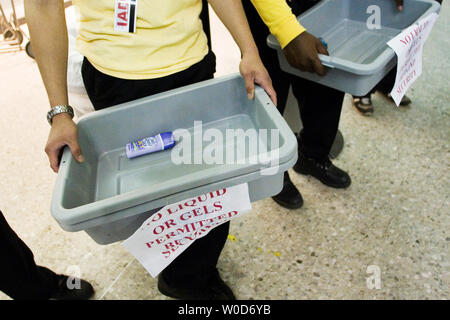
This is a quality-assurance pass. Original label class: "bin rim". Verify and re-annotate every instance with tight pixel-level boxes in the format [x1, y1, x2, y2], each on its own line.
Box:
[50, 74, 298, 226]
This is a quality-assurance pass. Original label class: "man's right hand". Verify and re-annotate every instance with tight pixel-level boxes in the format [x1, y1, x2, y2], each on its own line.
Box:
[282, 31, 329, 76]
[45, 113, 84, 173]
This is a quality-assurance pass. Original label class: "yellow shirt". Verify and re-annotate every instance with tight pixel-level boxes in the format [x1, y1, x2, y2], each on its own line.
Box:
[74, 0, 305, 80]
[74, 0, 208, 80]
[250, 0, 306, 49]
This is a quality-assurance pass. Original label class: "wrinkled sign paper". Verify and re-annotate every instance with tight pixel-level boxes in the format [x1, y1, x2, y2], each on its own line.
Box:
[122, 183, 252, 277]
[387, 13, 438, 106]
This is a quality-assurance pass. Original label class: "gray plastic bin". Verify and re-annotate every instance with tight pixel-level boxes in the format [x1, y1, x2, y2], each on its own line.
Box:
[267, 0, 440, 96]
[51, 74, 298, 244]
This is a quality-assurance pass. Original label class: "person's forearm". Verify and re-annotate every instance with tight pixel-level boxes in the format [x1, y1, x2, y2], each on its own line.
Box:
[25, 0, 68, 107]
[207, 0, 259, 57]
[250, 0, 305, 49]
[208, 0, 277, 105]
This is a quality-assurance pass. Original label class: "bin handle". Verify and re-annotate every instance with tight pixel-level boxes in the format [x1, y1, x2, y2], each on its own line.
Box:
[318, 54, 335, 69]
[321, 62, 335, 69]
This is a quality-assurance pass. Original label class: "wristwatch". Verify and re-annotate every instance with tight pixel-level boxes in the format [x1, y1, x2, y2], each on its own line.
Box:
[47, 105, 74, 125]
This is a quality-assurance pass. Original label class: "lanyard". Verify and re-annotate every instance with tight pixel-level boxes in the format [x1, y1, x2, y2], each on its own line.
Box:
[114, 0, 138, 33]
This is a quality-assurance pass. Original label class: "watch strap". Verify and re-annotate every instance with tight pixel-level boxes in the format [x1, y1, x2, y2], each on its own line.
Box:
[47, 105, 74, 125]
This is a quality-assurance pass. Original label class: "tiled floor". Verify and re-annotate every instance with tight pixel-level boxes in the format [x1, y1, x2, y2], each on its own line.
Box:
[0, 4, 448, 300]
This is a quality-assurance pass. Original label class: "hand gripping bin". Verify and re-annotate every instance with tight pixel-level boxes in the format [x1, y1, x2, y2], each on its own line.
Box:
[267, 0, 441, 96]
[50, 74, 298, 245]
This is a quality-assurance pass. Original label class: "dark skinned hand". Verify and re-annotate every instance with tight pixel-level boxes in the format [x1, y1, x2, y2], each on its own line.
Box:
[283, 0, 404, 76]
[282, 31, 329, 76]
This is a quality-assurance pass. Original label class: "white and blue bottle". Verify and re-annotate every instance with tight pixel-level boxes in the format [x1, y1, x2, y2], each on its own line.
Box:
[126, 132, 176, 159]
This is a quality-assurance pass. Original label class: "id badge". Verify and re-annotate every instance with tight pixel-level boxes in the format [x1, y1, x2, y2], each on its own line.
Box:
[114, 0, 137, 33]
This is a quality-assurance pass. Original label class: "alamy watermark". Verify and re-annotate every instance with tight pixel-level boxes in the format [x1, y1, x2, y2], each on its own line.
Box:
[366, 265, 382, 289]
[170, 121, 281, 176]
[65, 265, 81, 290]
[367, 5, 382, 30]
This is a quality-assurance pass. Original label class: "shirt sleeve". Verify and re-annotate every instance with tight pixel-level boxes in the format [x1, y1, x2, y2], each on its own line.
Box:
[250, 0, 306, 49]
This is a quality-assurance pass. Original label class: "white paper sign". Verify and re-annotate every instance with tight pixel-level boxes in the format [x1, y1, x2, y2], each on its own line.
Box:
[122, 183, 252, 277]
[387, 13, 438, 106]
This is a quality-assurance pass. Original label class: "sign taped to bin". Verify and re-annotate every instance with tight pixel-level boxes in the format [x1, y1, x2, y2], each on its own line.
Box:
[387, 12, 438, 106]
[122, 183, 252, 277]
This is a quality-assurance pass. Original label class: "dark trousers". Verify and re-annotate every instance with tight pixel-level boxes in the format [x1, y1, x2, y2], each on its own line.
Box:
[375, 68, 397, 94]
[0, 210, 58, 300]
[81, 52, 229, 288]
[243, 0, 345, 160]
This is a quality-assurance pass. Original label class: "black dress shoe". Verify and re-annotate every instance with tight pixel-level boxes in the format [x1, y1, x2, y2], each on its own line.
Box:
[272, 172, 303, 209]
[158, 269, 236, 300]
[50, 275, 94, 300]
[294, 153, 351, 189]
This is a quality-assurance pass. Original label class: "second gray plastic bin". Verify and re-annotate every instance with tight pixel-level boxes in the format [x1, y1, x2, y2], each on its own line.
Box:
[51, 74, 298, 244]
[267, 0, 440, 96]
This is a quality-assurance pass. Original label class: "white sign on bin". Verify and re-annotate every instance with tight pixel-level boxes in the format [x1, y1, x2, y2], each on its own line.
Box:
[122, 183, 252, 277]
[387, 13, 438, 106]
